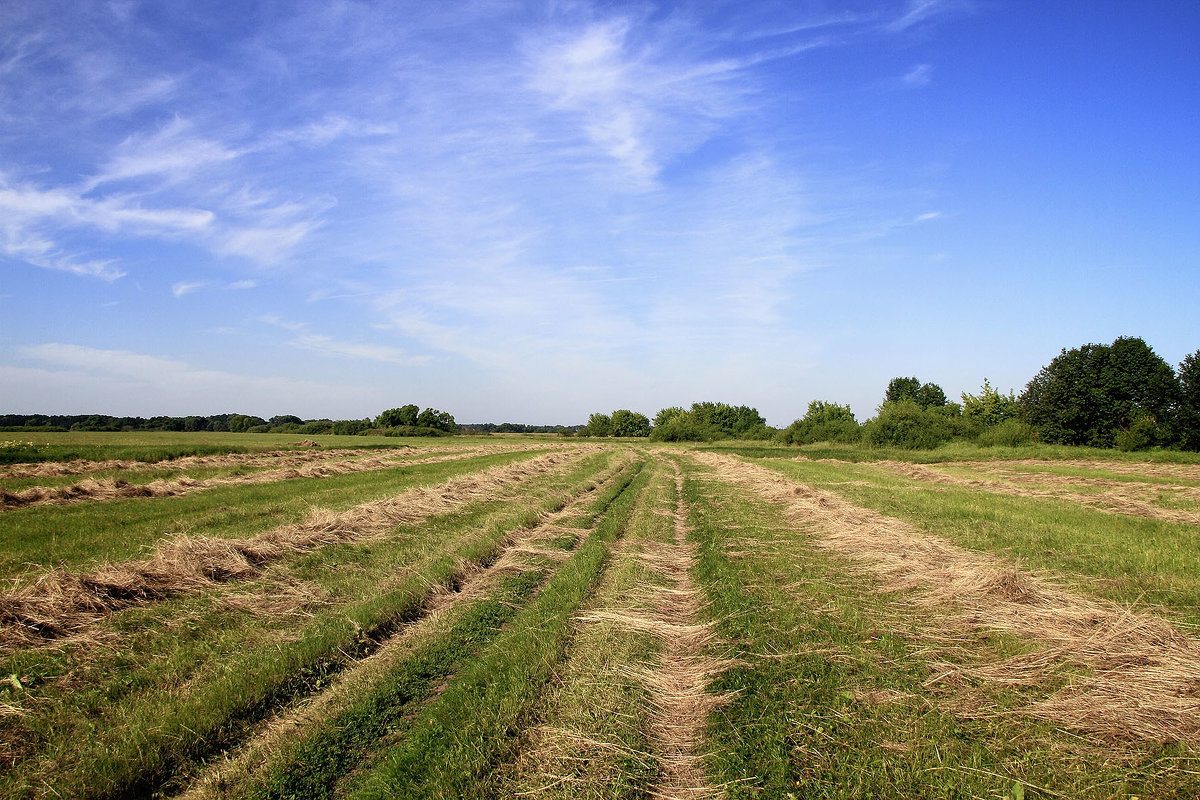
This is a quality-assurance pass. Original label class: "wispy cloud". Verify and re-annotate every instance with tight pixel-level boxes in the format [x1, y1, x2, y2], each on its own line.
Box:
[171, 281, 204, 298]
[903, 63, 933, 87]
[10, 343, 378, 417]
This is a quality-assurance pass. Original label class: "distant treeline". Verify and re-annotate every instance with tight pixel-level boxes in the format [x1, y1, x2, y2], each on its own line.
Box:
[0, 405, 460, 438]
[460, 422, 584, 435]
[581, 337, 1200, 452]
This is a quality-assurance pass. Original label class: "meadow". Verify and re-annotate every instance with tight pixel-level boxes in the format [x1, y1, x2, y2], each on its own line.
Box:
[2, 432, 1199, 799]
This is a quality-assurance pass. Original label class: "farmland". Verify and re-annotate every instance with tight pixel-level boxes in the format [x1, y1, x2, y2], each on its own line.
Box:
[2, 434, 1200, 799]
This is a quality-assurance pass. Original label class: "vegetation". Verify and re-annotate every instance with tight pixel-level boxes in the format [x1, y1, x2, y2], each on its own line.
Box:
[2, 435, 1200, 798]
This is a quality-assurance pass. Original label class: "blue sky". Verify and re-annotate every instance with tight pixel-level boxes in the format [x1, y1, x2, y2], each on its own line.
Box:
[2, 1, 1197, 425]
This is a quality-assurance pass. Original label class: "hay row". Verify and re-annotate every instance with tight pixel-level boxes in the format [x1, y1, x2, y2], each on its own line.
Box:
[583, 460, 733, 799]
[692, 451, 1200, 748]
[868, 460, 1200, 526]
[0, 449, 588, 648]
[0, 446, 402, 480]
[0, 445, 559, 512]
[175, 456, 634, 800]
[0, 440, 575, 480]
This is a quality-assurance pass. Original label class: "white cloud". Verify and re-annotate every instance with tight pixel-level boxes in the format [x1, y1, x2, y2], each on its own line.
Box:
[172, 281, 205, 297]
[903, 63, 933, 87]
[89, 116, 242, 189]
[9, 344, 378, 417]
[228, 279, 257, 290]
[289, 333, 429, 365]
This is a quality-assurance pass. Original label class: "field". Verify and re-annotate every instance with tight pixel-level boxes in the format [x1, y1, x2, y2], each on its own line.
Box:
[2, 433, 1200, 799]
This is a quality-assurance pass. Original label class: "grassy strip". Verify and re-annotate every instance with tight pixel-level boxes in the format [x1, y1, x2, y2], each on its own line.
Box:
[701, 440, 1200, 465]
[757, 457, 1200, 626]
[246, 569, 550, 800]
[682, 458, 1200, 799]
[487, 458, 679, 798]
[1, 453, 625, 799]
[0, 448, 553, 577]
[341, 458, 650, 799]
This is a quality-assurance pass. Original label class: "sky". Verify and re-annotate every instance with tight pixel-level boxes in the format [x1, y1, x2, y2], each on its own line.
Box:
[1, 0, 1197, 426]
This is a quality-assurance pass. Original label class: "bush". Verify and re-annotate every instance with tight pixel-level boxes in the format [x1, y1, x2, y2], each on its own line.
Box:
[648, 417, 720, 442]
[861, 401, 954, 450]
[778, 401, 860, 445]
[1115, 416, 1162, 452]
[976, 419, 1036, 447]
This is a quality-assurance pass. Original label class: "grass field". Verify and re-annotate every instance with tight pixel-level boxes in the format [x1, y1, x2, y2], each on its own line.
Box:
[2, 432, 1199, 798]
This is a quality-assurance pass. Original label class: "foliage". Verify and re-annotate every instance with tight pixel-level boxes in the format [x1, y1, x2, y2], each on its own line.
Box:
[1020, 336, 1181, 448]
[608, 409, 651, 437]
[375, 405, 419, 428]
[884, 377, 948, 410]
[648, 402, 769, 441]
[962, 379, 1019, 428]
[648, 416, 719, 442]
[975, 419, 1036, 447]
[1178, 350, 1200, 452]
[581, 413, 612, 437]
[778, 401, 860, 445]
[861, 401, 954, 449]
[653, 407, 686, 428]
[416, 408, 456, 432]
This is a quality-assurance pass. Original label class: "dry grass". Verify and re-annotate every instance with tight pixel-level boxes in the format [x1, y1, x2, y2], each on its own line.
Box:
[0, 444, 576, 511]
[175, 457, 627, 800]
[692, 451, 1200, 749]
[868, 460, 1200, 525]
[580, 460, 734, 800]
[0, 450, 586, 647]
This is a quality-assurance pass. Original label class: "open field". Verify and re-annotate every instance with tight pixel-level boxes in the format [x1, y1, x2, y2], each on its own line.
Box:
[3, 433, 1200, 798]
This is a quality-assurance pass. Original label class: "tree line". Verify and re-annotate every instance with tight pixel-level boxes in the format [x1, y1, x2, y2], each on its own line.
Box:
[581, 337, 1200, 452]
[0, 405, 459, 437]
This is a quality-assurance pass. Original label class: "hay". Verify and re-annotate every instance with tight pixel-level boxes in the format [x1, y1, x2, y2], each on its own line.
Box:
[692, 451, 1200, 748]
[581, 461, 732, 800]
[0, 449, 589, 647]
[174, 453, 635, 800]
[868, 460, 1200, 526]
[0, 443, 594, 511]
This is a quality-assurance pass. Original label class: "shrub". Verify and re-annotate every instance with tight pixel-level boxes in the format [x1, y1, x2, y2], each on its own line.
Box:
[648, 417, 719, 442]
[976, 419, 1036, 447]
[861, 401, 953, 450]
[778, 401, 860, 445]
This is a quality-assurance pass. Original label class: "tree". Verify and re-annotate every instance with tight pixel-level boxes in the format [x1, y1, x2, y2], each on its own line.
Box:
[884, 377, 921, 406]
[229, 414, 267, 433]
[416, 408, 456, 432]
[779, 401, 859, 444]
[376, 405, 419, 428]
[1020, 336, 1180, 447]
[1177, 350, 1200, 451]
[653, 407, 686, 428]
[609, 409, 651, 437]
[582, 413, 612, 437]
[961, 379, 1018, 427]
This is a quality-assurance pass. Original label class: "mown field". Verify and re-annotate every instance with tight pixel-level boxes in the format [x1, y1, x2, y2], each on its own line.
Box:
[2, 433, 1199, 799]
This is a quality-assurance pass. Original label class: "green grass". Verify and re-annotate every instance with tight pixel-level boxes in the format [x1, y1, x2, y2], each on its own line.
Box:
[756, 457, 1200, 627]
[341, 459, 650, 799]
[682, 456, 1200, 799]
[0, 448, 557, 578]
[0, 450, 625, 799]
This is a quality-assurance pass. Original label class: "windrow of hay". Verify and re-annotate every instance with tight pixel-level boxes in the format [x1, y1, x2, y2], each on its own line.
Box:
[867, 460, 1200, 526]
[692, 451, 1200, 749]
[0, 446, 399, 480]
[0, 449, 588, 648]
[0, 444, 566, 511]
[175, 456, 631, 800]
[581, 459, 733, 800]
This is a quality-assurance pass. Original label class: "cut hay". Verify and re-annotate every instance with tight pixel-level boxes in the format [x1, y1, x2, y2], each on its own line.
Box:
[0, 444, 592, 512]
[0, 449, 588, 647]
[174, 456, 632, 800]
[581, 461, 733, 800]
[692, 451, 1200, 749]
[868, 460, 1200, 525]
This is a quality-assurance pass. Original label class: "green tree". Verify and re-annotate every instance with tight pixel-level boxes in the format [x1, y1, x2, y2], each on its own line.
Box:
[416, 408, 456, 432]
[582, 413, 612, 437]
[779, 401, 859, 444]
[1020, 336, 1181, 447]
[1177, 350, 1200, 451]
[228, 414, 267, 433]
[376, 405, 419, 428]
[653, 407, 686, 428]
[884, 377, 921, 406]
[609, 409, 651, 437]
[961, 379, 1018, 427]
